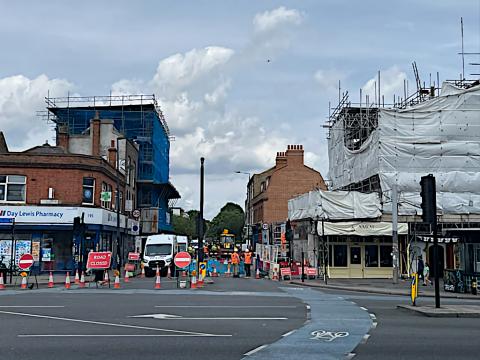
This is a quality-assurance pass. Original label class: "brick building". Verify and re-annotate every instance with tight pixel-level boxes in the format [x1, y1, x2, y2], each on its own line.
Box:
[0, 128, 139, 273]
[245, 145, 326, 253]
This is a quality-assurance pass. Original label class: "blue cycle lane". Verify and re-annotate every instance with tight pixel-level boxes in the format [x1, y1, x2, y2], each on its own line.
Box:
[245, 286, 372, 360]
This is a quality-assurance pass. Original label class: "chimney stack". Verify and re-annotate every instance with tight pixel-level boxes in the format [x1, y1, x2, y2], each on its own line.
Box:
[285, 144, 304, 166]
[56, 125, 69, 151]
[108, 139, 117, 169]
[90, 111, 101, 156]
[275, 151, 287, 168]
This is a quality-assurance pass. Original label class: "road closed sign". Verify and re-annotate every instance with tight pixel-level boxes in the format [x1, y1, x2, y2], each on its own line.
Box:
[87, 252, 112, 269]
[18, 253, 34, 270]
[174, 252, 191, 269]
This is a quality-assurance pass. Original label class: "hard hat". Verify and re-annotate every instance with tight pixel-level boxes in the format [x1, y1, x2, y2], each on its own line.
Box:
[234, 248, 238, 252]
[245, 249, 249, 252]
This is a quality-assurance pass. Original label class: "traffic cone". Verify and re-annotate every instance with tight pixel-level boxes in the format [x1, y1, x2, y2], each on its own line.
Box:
[20, 276, 27, 289]
[197, 273, 204, 287]
[65, 273, 71, 289]
[104, 270, 109, 283]
[48, 272, 55, 288]
[124, 269, 130, 283]
[0, 273, 5, 290]
[167, 266, 172, 279]
[74, 269, 80, 284]
[140, 266, 145, 278]
[114, 274, 121, 289]
[191, 274, 197, 289]
[155, 266, 161, 289]
[226, 263, 231, 277]
[212, 266, 218, 277]
[79, 272, 86, 288]
[255, 267, 260, 279]
[272, 269, 279, 281]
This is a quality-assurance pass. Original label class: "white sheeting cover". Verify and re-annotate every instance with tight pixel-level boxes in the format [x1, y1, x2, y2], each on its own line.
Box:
[288, 190, 381, 221]
[328, 82, 480, 215]
[317, 221, 408, 236]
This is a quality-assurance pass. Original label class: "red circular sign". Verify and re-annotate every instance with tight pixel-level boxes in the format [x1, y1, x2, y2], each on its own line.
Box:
[174, 252, 192, 268]
[18, 253, 34, 270]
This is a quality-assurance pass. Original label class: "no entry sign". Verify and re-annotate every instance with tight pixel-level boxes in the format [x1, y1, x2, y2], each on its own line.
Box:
[18, 253, 34, 270]
[174, 252, 191, 269]
[87, 252, 112, 269]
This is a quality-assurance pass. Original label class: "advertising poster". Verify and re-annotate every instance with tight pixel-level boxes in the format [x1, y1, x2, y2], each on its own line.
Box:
[31, 241, 40, 261]
[15, 240, 31, 265]
[41, 248, 52, 261]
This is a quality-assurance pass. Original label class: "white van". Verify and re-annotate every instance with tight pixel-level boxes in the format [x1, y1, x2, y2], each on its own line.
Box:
[142, 234, 176, 277]
[176, 235, 188, 253]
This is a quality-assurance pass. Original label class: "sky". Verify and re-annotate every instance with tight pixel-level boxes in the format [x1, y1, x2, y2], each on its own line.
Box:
[0, 0, 478, 219]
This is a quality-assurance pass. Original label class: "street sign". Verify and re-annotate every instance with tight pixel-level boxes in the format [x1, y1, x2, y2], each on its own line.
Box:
[100, 191, 112, 202]
[128, 252, 140, 261]
[132, 209, 141, 218]
[174, 252, 192, 269]
[262, 223, 268, 230]
[18, 253, 34, 270]
[86, 251, 112, 269]
[0, 217, 14, 224]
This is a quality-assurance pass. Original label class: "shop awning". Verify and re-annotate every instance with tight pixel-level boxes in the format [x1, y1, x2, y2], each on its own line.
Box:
[317, 221, 408, 236]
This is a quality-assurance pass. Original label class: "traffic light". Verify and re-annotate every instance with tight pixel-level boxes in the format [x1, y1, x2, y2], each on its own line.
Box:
[420, 175, 436, 224]
[73, 216, 82, 236]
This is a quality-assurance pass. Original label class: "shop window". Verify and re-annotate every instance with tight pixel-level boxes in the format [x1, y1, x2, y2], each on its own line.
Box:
[328, 245, 333, 266]
[365, 245, 379, 267]
[333, 245, 347, 267]
[0, 175, 26, 203]
[350, 247, 361, 265]
[380, 245, 393, 267]
[82, 177, 95, 205]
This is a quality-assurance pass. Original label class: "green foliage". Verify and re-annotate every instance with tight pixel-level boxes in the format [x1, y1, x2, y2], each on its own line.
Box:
[205, 202, 245, 239]
[171, 210, 198, 238]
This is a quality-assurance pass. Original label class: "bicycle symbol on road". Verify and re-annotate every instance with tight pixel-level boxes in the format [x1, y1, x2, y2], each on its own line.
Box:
[310, 330, 349, 342]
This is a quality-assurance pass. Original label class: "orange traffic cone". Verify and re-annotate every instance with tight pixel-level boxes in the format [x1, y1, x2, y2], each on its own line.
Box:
[65, 273, 71, 289]
[167, 266, 172, 279]
[104, 270, 109, 283]
[74, 269, 80, 284]
[198, 273, 204, 287]
[255, 267, 260, 279]
[79, 272, 86, 288]
[0, 273, 5, 290]
[48, 272, 55, 288]
[191, 274, 197, 289]
[124, 269, 130, 283]
[20, 276, 27, 289]
[140, 266, 145, 278]
[154, 266, 161, 289]
[226, 263, 231, 277]
[114, 274, 121, 289]
[212, 266, 218, 277]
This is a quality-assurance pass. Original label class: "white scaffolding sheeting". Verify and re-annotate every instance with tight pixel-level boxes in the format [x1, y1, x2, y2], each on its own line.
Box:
[329, 82, 480, 215]
[288, 190, 381, 221]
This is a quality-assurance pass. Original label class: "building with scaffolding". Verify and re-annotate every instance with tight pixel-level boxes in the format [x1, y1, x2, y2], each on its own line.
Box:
[45, 94, 180, 235]
[290, 78, 480, 284]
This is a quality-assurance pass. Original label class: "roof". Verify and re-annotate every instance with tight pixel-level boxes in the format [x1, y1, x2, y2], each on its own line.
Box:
[22, 142, 67, 154]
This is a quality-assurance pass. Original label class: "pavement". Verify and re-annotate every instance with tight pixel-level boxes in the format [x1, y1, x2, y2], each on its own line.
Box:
[289, 277, 480, 300]
[398, 304, 480, 317]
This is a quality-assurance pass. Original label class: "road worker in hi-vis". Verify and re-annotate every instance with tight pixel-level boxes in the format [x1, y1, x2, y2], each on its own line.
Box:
[231, 249, 240, 278]
[243, 249, 252, 278]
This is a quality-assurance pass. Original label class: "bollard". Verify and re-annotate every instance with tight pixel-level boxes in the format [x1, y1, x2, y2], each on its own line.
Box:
[472, 277, 478, 295]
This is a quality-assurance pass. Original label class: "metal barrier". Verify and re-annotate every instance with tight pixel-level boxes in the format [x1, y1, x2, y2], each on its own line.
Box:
[444, 269, 479, 294]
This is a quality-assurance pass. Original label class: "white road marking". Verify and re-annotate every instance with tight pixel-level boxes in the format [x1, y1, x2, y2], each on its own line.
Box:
[130, 313, 287, 320]
[369, 313, 377, 320]
[244, 344, 268, 356]
[360, 307, 368, 311]
[346, 352, 356, 359]
[0, 306, 65, 308]
[362, 334, 370, 343]
[154, 305, 297, 308]
[282, 330, 296, 337]
[371, 322, 378, 329]
[0, 310, 230, 337]
[19, 334, 225, 338]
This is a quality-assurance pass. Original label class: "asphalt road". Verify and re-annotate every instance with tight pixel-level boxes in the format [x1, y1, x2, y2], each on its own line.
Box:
[318, 288, 480, 360]
[0, 278, 306, 360]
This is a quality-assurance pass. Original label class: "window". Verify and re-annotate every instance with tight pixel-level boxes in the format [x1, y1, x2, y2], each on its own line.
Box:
[82, 177, 95, 205]
[365, 245, 379, 267]
[380, 245, 393, 267]
[0, 175, 26, 202]
[350, 247, 361, 265]
[100, 182, 112, 209]
[126, 156, 131, 185]
[333, 245, 347, 267]
[132, 161, 136, 189]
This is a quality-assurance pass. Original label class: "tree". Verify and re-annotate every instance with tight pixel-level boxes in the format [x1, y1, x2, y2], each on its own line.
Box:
[171, 210, 199, 238]
[206, 202, 245, 240]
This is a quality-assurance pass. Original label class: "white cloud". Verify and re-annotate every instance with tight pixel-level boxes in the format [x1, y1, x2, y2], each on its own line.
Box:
[362, 66, 408, 104]
[0, 74, 73, 151]
[253, 6, 304, 34]
[314, 69, 347, 94]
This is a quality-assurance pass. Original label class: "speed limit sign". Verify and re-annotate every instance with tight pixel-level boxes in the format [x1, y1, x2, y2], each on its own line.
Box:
[132, 209, 141, 218]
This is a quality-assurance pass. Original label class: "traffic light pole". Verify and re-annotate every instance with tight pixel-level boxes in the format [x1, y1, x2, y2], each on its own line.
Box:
[433, 215, 440, 308]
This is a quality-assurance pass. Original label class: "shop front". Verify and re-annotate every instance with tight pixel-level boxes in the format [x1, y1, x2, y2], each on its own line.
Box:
[319, 221, 408, 279]
[0, 206, 139, 273]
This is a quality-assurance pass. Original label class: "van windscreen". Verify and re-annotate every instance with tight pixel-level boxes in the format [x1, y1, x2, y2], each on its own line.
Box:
[145, 244, 172, 256]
